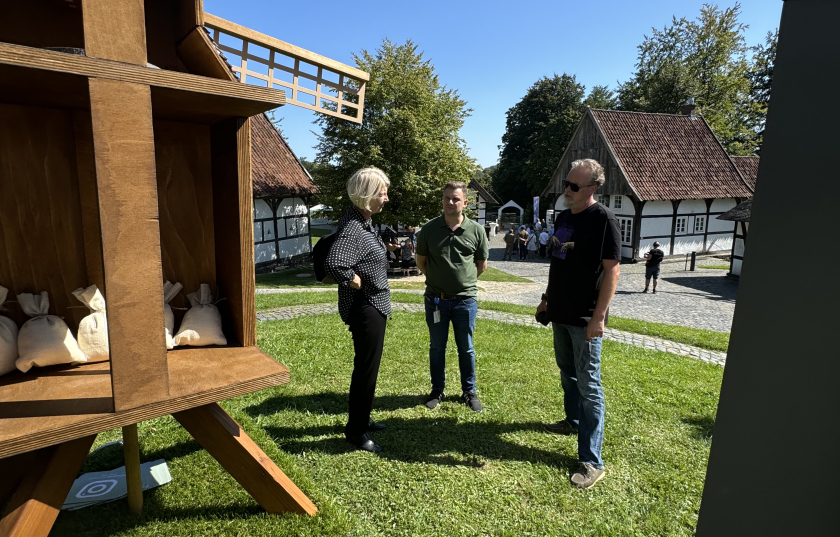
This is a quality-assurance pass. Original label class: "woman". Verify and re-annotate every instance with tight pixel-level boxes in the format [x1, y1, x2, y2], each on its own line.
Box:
[325, 168, 398, 453]
[526, 227, 538, 259]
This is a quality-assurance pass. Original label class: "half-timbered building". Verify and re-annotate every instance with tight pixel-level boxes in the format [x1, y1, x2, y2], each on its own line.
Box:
[541, 107, 754, 260]
[468, 177, 500, 226]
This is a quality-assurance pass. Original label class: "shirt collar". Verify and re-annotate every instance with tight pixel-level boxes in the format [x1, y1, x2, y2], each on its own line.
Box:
[439, 213, 469, 227]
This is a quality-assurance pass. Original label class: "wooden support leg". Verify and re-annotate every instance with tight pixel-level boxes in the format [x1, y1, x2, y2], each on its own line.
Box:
[122, 424, 143, 514]
[173, 403, 317, 516]
[0, 435, 96, 537]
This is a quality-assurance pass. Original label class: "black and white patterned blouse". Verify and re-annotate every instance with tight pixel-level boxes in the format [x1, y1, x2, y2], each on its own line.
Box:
[325, 205, 391, 324]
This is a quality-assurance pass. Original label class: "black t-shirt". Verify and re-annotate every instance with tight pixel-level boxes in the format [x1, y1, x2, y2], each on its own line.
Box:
[645, 248, 664, 267]
[547, 203, 622, 326]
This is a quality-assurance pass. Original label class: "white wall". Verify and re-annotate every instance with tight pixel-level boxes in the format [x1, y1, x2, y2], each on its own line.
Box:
[680, 199, 707, 214]
[639, 238, 669, 256]
[255, 241, 277, 264]
[642, 200, 672, 216]
[611, 195, 635, 216]
[278, 236, 311, 258]
[254, 197, 311, 264]
[277, 197, 308, 216]
[711, 198, 737, 213]
[707, 234, 733, 252]
[254, 199, 273, 219]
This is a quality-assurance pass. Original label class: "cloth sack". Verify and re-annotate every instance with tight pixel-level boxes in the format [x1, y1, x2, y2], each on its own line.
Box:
[72, 284, 109, 362]
[163, 281, 184, 350]
[0, 286, 19, 376]
[173, 284, 226, 347]
[16, 291, 87, 373]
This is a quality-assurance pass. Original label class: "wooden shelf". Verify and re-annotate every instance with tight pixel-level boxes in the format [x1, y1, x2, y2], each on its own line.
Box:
[0, 346, 289, 458]
[0, 42, 285, 121]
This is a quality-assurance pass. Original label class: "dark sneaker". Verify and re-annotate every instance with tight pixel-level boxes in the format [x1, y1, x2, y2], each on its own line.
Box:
[425, 390, 445, 409]
[543, 419, 578, 435]
[571, 463, 606, 489]
[461, 391, 483, 412]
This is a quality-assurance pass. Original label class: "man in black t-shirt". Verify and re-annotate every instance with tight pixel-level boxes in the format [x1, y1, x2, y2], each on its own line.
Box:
[535, 159, 621, 490]
[643, 241, 664, 293]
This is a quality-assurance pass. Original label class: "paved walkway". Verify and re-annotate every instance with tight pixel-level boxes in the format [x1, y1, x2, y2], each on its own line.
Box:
[257, 303, 726, 366]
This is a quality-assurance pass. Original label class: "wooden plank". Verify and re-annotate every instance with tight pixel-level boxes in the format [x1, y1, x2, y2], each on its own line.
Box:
[88, 78, 169, 412]
[0, 42, 285, 111]
[177, 0, 205, 42]
[211, 118, 256, 347]
[81, 0, 147, 65]
[122, 424, 143, 513]
[177, 27, 238, 81]
[0, 2, 85, 50]
[0, 104, 90, 332]
[204, 13, 369, 81]
[0, 435, 96, 537]
[0, 347, 289, 458]
[143, 0, 190, 74]
[0, 451, 37, 512]
[173, 403, 317, 516]
[154, 120, 216, 326]
[72, 110, 106, 294]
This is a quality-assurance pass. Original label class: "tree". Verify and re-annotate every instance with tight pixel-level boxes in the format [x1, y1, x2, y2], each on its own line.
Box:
[493, 74, 585, 210]
[745, 29, 777, 153]
[313, 39, 474, 225]
[617, 3, 755, 154]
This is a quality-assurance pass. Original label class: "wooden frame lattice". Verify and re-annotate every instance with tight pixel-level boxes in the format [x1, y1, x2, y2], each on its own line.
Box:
[204, 14, 367, 124]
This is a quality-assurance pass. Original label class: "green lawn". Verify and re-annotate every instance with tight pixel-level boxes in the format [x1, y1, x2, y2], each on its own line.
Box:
[255, 291, 730, 352]
[53, 312, 721, 537]
[697, 265, 729, 270]
[256, 268, 330, 289]
[310, 228, 332, 246]
[478, 266, 532, 282]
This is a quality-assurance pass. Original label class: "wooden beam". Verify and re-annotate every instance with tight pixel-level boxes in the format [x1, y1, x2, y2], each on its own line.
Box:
[0, 435, 96, 537]
[0, 43, 285, 111]
[177, 27, 237, 82]
[173, 403, 317, 516]
[72, 110, 106, 294]
[122, 424, 143, 513]
[176, 0, 205, 42]
[88, 78, 170, 412]
[82, 0, 147, 65]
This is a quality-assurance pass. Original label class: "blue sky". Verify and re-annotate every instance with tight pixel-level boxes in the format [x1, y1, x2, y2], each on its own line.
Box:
[204, 0, 783, 168]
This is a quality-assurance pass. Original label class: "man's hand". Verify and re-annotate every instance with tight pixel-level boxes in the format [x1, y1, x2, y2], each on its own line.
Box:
[586, 317, 604, 340]
[350, 274, 362, 289]
[536, 299, 547, 316]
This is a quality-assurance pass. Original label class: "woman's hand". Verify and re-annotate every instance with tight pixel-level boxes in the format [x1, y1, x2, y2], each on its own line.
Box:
[386, 241, 400, 252]
[350, 274, 362, 289]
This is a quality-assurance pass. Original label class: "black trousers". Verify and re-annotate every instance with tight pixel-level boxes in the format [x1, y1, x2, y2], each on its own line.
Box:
[345, 294, 386, 437]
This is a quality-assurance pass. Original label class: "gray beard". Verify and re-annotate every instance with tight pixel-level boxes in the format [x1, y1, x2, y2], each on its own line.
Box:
[562, 197, 575, 209]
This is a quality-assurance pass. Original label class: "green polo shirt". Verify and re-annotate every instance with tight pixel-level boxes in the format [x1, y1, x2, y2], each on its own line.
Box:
[416, 214, 490, 297]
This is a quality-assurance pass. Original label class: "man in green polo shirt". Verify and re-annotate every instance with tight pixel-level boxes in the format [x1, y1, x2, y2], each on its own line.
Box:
[416, 181, 490, 412]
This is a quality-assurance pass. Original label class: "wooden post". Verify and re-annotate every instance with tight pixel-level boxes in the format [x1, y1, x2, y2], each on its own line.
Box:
[173, 403, 317, 516]
[122, 424, 143, 514]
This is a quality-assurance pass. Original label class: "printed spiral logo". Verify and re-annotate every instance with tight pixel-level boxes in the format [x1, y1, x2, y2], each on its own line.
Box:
[76, 479, 118, 498]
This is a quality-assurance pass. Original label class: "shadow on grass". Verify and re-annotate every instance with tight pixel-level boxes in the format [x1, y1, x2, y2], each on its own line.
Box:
[245, 393, 421, 418]
[79, 439, 204, 474]
[682, 415, 715, 440]
[263, 415, 576, 471]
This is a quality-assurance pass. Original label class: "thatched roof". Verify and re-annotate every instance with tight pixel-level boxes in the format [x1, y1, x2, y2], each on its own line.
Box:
[717, 198, 752, 222]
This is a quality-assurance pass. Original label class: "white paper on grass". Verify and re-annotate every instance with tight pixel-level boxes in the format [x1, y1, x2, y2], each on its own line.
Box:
[72, 284, 109, 362]
[61, 459, 172, 511]
[15, 291, 87, 373]
[0, 285, 18, 376]
[173, 283, 227, 347]
[163, 281, 183, 350]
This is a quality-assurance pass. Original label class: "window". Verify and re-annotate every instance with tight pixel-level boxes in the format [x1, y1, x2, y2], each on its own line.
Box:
[694, 215, 706, 233]
[598, 195, 609, 206]
[613, 196, 622, 209]
[675, 216, 687, 234]
[254, 221, 263, 243]
[617, 217, 633, 245]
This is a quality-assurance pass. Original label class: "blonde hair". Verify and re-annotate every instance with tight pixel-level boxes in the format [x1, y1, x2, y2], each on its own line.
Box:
[347, 168, 390, 211]
[570, 158, 605, 187]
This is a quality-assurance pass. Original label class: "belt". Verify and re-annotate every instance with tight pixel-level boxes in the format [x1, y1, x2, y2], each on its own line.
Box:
[425, 292, 468, 300]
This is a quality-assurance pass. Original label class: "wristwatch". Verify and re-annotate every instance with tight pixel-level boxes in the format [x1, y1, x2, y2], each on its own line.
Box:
[541, 293, 549, 302]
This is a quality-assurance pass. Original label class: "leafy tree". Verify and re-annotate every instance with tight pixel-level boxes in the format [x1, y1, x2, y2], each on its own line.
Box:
[583, 85, 619, 110]
[745, 29, 777, 153]
[493, 74, 585, 210]
[313, 39, 474, 225]
[617, 3, 755, 154]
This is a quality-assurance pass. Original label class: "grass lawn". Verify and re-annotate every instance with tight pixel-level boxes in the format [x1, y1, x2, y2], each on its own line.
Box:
[254, 292, 730, 352]
[256, 268, 331, 289]
[697, 265, 729, 270]
[53, 312, 721, 537]
[310, 228, 332, 246]
[479, 266, 532, 282]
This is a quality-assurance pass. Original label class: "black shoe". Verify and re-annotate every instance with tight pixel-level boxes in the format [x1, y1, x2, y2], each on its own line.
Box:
[652, 289, 656, 294]
[425, 390, 445, 409]
[642, 288, 648, 293]
[461, 391, 483, 412]
[367, 419, 386, 432]
[543, 419, 578, 435]
[345, 433, 381, 453]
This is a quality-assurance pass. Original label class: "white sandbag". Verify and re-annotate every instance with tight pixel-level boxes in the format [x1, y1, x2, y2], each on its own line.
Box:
[163, 281, 183, 350]
[173, 284, 226, 347]
[16, 291, 87, 373]
[72, 284, 109, 362]
[0, 286, 19, 376]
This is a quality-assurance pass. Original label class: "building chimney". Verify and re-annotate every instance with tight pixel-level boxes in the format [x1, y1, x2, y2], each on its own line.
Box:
[680, 97, 696, 116]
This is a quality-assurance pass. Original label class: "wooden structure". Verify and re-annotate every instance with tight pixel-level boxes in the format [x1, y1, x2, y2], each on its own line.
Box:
[468, 178, 500, 226]
[540, 108, 755, 260]
[0, 2, 367, 535]
[716, 199, 752, 277]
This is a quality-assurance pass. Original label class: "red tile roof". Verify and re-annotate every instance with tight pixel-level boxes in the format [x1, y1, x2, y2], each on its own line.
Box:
[251, 113, 319, 198]
[729, 156, 759, 191]
[589, 109, 753, 201]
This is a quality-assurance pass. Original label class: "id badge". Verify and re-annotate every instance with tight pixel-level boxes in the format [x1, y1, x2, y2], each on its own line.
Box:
[433, 298, 441, 323]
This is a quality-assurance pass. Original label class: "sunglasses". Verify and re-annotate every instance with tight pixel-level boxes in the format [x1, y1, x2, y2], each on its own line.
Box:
[563, 180, 595, 192]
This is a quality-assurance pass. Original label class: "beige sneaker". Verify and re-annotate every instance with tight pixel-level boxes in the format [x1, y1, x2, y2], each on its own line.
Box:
[571, 463, 605, 489]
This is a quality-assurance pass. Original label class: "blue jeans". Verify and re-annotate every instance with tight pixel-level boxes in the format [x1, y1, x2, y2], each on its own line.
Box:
[552, 322, 605, 468]
[424, 295, 478, 394]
